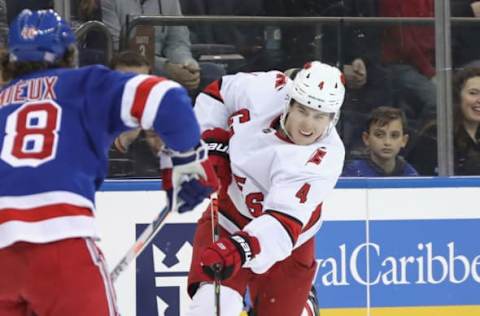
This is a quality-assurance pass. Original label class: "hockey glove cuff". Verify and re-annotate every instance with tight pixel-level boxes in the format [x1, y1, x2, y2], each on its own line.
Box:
[160, 141, 219, 213]
[201, 128, 231, 192]
[200, 231, 260, 281]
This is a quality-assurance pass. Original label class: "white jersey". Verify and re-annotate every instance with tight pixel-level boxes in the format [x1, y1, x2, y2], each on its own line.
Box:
[195, 71, 345, 273]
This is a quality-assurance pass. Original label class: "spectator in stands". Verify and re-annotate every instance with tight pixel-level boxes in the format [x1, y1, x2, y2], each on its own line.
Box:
[180, 0, 264, 73]
[180, 0, 263, 49]
[342, 106, 418, 177]
[451, 0, 480, 69]
[101, 0, 224, 93]
[72, 0, 102, 25]
[0, 1, 6, 47]
[379, 0, 436, 130]
[70, 0, 107, 66]
[0, 48, 6, 87]
[267, 0, 393, 156]
[407, 67, 480, 175]
[108, 50, 164, 178]
[0, 2, 7, 83]
[110, 49, 151, 74]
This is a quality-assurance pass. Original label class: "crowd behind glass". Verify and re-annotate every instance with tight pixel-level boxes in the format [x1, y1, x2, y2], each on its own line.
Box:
[1, 0, 479, 178]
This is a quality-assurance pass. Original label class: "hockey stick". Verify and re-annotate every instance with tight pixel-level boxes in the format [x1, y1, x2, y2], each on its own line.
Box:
[210, 192, 221, 316]
[110, 205, 171, 282]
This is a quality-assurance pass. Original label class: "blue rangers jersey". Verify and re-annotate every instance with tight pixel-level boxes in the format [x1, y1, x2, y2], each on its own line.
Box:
[0, 65, 200, 249]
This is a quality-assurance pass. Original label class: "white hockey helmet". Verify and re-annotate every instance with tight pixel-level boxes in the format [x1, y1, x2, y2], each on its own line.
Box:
[281, 61, 346, 139]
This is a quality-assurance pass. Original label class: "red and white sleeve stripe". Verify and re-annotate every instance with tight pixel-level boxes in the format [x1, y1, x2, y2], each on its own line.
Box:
[120, 75, 181, 129]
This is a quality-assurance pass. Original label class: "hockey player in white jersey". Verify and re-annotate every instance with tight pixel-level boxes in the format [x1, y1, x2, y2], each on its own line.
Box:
[0, 9, 218, 316]
[186, 61, 346, 315]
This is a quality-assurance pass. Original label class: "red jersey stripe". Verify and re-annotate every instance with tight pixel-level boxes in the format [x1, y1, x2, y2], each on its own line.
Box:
[303, 203, 322, 232]
[203, 79, 223, 103]
[0, 204, 93, 224]
[265, 210, 303, 246]
[130, 76, 165, 122]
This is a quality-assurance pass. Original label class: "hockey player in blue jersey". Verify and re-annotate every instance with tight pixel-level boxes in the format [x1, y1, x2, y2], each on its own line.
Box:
[0, 9, 218, 316]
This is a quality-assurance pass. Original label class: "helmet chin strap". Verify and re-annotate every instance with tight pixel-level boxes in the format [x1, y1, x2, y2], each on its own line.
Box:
[279, 112, 294, 141]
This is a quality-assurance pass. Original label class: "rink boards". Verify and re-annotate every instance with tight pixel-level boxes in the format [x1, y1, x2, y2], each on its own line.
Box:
[97, 177, 480, 316]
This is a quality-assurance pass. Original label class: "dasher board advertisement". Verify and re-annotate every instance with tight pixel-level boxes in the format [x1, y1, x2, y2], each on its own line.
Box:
[97, 178, 480, 316]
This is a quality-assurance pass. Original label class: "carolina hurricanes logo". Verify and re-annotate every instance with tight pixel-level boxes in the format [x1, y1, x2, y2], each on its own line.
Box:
[307, 147, 327, 165]
[21, 27, 38, 40]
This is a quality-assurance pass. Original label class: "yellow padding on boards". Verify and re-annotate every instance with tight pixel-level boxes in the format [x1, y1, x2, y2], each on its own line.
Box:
[320, 306, 480, 316]
[320, 308, 367, 316]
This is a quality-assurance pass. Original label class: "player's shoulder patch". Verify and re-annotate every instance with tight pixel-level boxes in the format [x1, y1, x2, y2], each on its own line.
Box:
[306, 147, 328, 166]
[293, 142, 341, 174]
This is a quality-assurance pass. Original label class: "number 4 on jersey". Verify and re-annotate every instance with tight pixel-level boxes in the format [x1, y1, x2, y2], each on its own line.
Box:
[295, 183, 311, 204]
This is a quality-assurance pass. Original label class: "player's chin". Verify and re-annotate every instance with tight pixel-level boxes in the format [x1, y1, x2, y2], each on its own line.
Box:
[292, 134, 317, 146]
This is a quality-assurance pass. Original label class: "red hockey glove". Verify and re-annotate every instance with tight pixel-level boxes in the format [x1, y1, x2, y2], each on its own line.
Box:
[201, 128, 231, 193]
[200, 232, 260, 281]
[160, 141, 219, 213]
